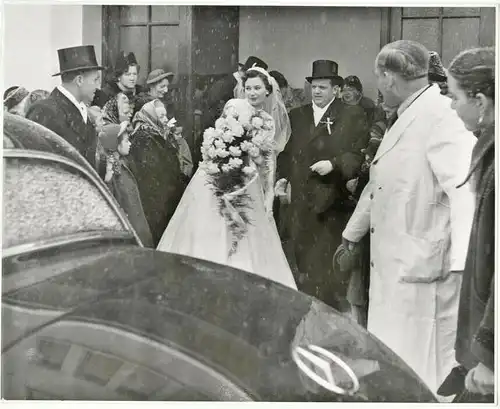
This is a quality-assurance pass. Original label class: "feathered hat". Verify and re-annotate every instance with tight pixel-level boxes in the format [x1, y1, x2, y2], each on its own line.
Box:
[428, 51, 447, 82]
[115, 52, 139, 76]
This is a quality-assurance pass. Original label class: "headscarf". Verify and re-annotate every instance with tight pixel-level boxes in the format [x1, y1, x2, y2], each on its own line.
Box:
[4, 86, 29, 113]
[131, 99, 166, 138]
[103, 92, 130, 125]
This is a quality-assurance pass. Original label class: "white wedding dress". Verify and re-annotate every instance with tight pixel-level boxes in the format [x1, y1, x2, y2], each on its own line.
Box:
[158, 70, 296, 290]
[156, 162, 297, 290]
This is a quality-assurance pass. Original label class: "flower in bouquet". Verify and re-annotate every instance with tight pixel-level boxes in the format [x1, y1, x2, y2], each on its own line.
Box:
[199, 99, 274, 256]
[251, 116, 264, 129]
[228, 146, 242, 157]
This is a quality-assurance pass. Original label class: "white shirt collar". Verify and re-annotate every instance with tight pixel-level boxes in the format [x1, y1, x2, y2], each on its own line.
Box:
[312, 97, 335, 126]
[57, 85, 87, 123]
[397, 85, 430, 117]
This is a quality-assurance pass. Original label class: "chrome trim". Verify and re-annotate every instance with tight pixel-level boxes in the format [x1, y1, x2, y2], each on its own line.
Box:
[292, 345, 360, 396]
[3, 149, 144, 248]
[2, 231, 134, 260]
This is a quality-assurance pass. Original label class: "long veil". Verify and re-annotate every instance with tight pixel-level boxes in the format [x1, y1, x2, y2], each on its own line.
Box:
[236, 67, 291, 154]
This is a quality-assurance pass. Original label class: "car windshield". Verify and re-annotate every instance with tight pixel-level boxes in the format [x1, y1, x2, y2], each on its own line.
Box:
[3, 157, 127, 250]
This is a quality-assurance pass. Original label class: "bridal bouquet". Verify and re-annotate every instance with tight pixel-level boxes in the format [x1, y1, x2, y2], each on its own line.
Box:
[199, 99, 274, 255]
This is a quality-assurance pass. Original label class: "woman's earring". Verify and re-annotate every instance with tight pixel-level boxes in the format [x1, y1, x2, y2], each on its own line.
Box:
[478, 113, 484, 126]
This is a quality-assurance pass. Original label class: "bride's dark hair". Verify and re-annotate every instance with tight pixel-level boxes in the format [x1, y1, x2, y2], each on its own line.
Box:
[242, 70, 274, 95]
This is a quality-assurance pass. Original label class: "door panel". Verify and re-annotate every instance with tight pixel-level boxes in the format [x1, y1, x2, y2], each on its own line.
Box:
[389, 7, 495, 65]
[119, 5, 148, 23]
[151, 5, 180, 23]
[401, 19, 440, 53]
[119, 26, 149, 84]
[151, 26, 180, 76]
[441, 18, 481, 65]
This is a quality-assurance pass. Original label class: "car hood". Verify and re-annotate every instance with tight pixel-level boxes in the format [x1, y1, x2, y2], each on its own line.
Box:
[3, 246, 436, 402]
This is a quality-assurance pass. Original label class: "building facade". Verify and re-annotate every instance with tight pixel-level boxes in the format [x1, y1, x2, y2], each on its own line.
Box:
[4, 5, 496, 144]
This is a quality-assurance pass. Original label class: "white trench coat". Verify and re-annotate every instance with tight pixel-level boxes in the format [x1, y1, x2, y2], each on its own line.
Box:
[342, 85, 476, 395]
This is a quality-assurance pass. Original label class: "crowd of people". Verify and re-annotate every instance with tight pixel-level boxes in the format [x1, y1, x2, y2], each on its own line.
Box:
[3, 39, 495, 403]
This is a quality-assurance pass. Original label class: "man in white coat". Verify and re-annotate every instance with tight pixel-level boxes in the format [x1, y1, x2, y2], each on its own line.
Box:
[342, 40, 476, 397]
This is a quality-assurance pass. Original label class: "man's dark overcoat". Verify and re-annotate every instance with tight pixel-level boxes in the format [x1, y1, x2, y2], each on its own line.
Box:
[26, 88, 97, 167]
[278, 98, 369, 310]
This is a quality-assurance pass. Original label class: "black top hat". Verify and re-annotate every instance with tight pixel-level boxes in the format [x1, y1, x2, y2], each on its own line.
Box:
[239, 56, 268, 71]
[52, 45, 103, 77]
[306, 60, 343, 83]
[115, 52, 139, 74]
[269, 70, 289, 89]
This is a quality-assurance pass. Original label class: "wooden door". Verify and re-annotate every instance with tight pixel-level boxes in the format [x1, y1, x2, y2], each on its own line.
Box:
[102, 5, 193, 140]
[102, 5, 239, 150]
[388, 7, 495, 65]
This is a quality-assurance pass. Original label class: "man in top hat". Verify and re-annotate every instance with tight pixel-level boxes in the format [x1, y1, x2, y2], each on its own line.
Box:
[202, 56, 268, 129]
[26, 45, 103, 167]
[276, 59, 369, 311]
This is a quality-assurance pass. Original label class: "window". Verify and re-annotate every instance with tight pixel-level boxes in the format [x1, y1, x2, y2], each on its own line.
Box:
[3, 158, 126, 249]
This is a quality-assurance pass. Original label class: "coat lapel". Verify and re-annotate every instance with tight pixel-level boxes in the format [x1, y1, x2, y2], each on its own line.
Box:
[457, 124, 494, 187]
[374, 86, 436, 161]
[301, 104, 315, 138]
[311, 99, 341, 141]
[52, 88, 86, 131]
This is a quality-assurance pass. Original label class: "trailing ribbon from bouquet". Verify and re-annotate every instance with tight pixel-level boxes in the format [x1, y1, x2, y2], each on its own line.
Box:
[199, 99, 275, 256]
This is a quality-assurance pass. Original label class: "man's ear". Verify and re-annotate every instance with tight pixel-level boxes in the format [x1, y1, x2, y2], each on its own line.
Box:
[384, 71, 396, 87]
[74, 73, 85, 87]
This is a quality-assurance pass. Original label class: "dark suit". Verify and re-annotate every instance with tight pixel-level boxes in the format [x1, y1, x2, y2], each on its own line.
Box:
[278, 98, 369, 310]
[202, 74, 237, 130]
[26, 88, 97, 168]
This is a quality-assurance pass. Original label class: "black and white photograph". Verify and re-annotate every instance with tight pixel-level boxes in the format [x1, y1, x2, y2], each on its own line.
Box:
[1, 2, 497, 403]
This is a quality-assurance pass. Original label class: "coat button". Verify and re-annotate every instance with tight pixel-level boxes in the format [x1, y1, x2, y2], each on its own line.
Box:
[370, 193, 374, 200]
[371, 227, 374, 233]
[371, 261, 374, 267]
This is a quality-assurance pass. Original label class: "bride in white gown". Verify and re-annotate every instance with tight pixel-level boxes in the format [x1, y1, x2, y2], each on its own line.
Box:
[157, 67, 297, 290]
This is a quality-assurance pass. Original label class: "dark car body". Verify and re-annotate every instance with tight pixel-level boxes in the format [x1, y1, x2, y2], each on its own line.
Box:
[2, 113, 437, 402]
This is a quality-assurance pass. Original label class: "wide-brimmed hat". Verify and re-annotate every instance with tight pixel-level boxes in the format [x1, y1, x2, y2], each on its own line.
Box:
[239, 56, 268, 71]
[428, 51, 447, 82]
[52, 45, 103, 77]
[146, 69, 175, 86]
[306, 60, 343, 83]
